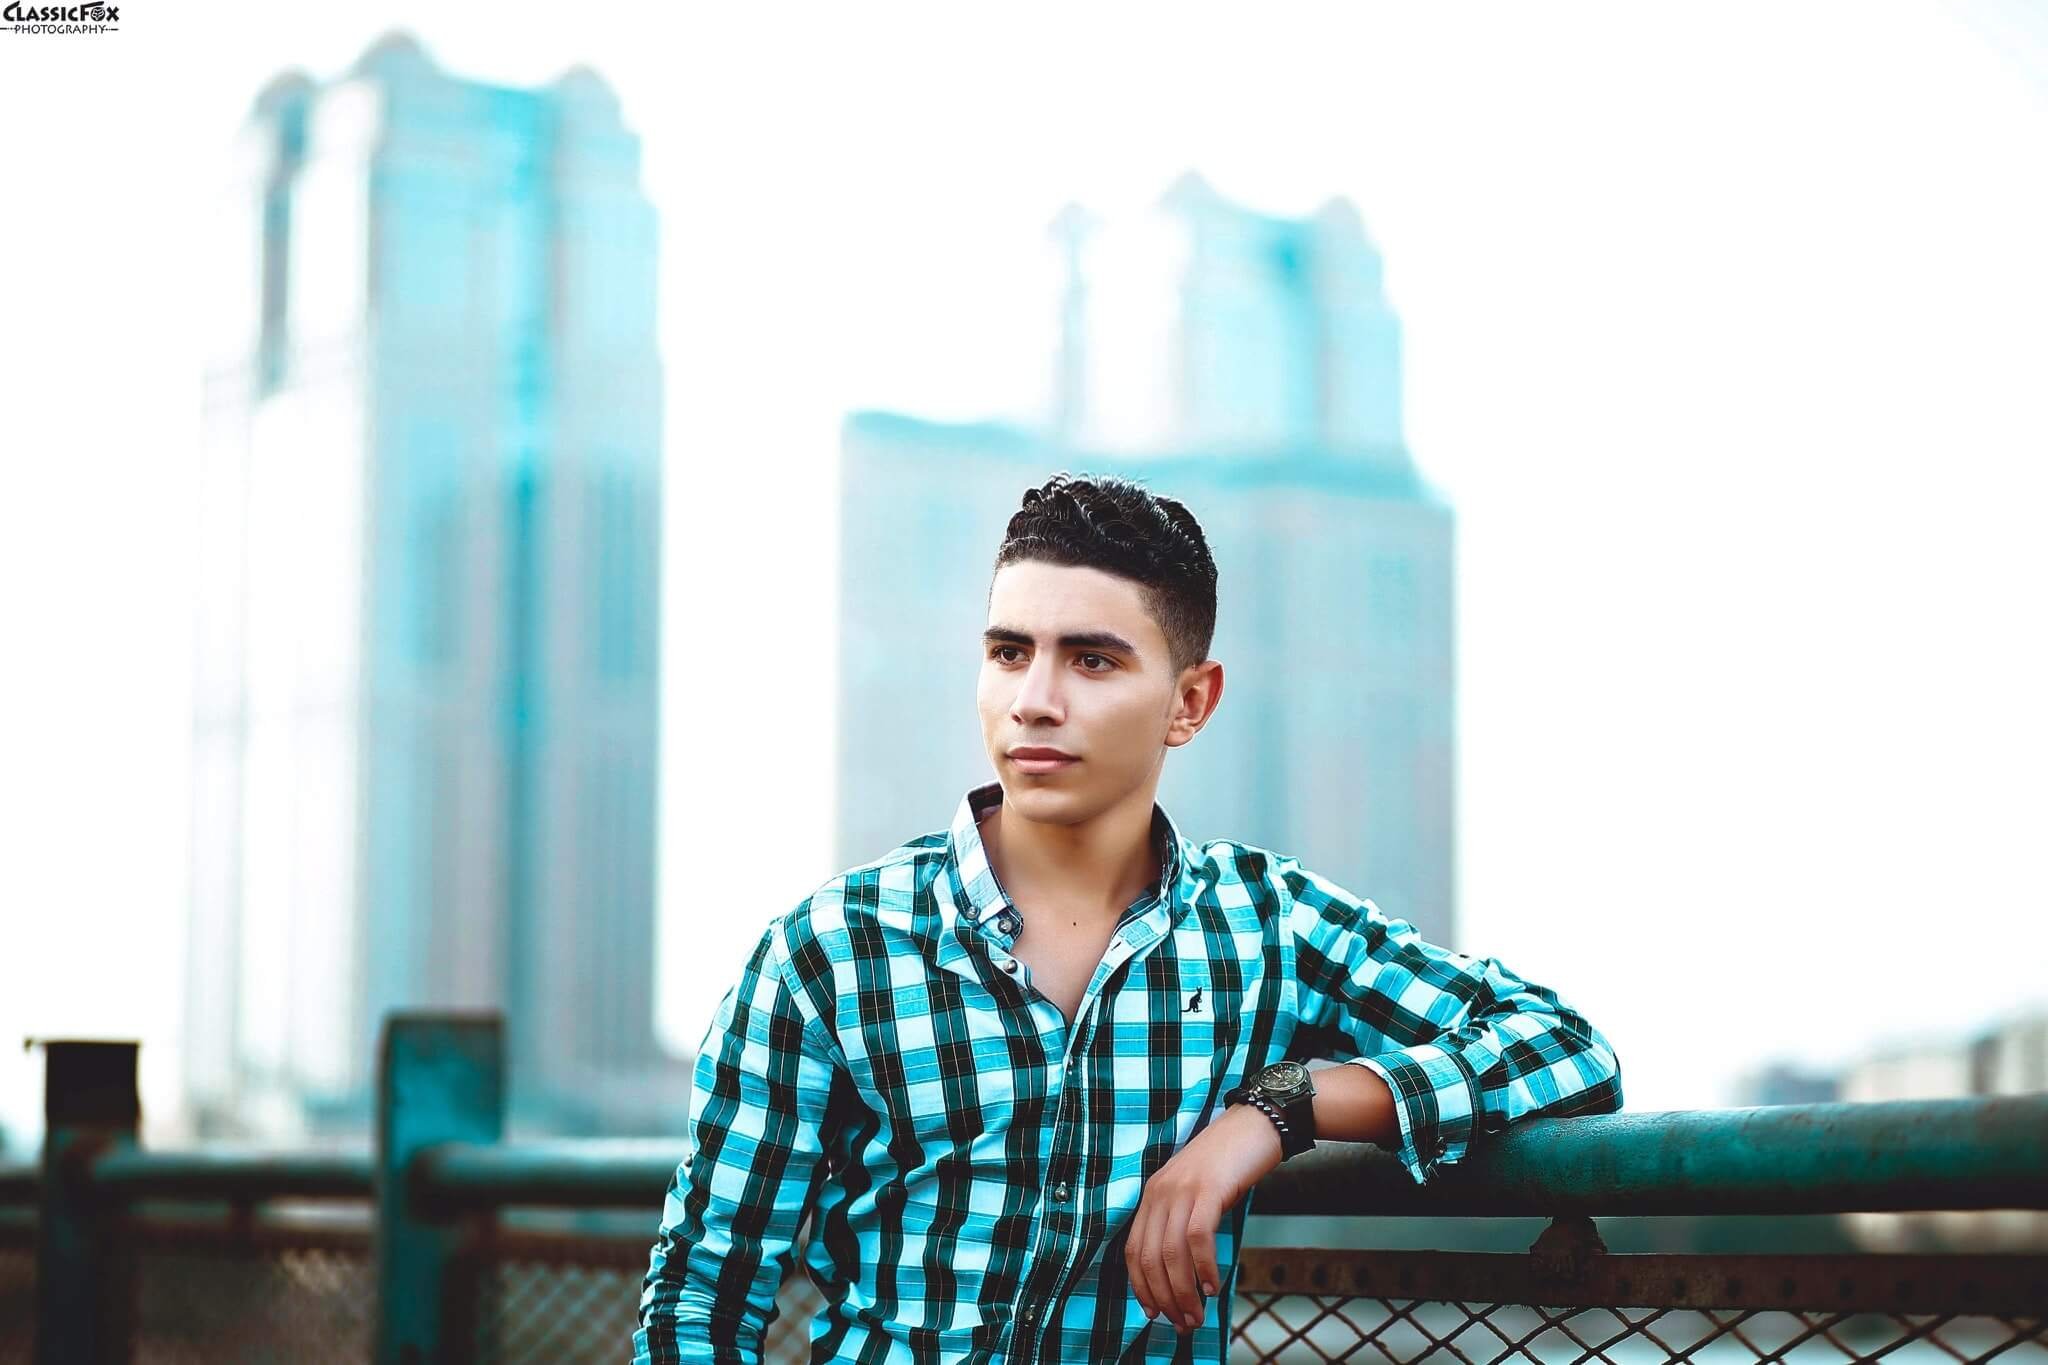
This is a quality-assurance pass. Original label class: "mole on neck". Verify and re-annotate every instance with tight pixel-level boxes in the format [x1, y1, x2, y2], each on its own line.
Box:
[981, 798, 1164, 929]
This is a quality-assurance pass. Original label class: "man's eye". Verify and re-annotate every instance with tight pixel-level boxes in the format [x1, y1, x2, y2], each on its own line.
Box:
[991, 646, 1023, 664]
[1079, 653, 1112, 671]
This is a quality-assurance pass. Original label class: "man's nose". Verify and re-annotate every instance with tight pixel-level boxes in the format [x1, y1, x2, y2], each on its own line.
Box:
[1011, 655, 1065, 723]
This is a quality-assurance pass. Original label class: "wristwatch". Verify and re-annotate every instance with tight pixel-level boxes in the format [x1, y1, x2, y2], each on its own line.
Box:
[1223, 1061, 1317, 1160]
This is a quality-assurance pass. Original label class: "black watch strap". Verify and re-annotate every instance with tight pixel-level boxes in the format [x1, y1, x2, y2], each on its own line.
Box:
[1225, 1070, 1316, 1160]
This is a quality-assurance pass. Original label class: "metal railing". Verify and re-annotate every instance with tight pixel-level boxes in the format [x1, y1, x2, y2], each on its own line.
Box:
[3, 1015, 2044, 1363]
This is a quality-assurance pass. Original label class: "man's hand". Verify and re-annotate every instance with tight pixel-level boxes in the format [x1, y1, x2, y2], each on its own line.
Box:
[1124, 1102, 1284, 1335]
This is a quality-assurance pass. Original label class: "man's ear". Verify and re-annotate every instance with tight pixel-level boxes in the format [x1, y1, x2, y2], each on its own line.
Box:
[1164, 660, 1224, 749]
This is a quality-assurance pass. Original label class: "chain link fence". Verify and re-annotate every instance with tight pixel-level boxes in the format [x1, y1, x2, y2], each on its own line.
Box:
[1233, 1295, 2048, 1363]
[1229, 1246, 2048, 1364]
[461, 1233, 2048, 1364]
[111, 1216, 374, 1364]
[5, 1206, 2041, 1363]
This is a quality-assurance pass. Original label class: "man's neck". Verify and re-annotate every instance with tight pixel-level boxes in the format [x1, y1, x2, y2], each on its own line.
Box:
[980, 784, 1164, 928]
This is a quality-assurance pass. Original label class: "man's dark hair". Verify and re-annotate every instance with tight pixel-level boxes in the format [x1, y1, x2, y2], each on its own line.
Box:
[993, 472, 1218, 675]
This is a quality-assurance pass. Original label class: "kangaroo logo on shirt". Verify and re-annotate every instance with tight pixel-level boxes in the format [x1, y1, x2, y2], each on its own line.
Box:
[1183, 987, 1204, 1016]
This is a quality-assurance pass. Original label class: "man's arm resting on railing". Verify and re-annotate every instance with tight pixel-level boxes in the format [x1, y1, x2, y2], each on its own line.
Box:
[1307, 1061, 1402, 1145]
[1280, 854, 1625, 1185]
[1121, 899, 1597, 1332]
[634, 920, 837, 1365]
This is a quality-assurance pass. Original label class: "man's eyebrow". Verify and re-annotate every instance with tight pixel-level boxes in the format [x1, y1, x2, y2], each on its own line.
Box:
[982, 626, 1141, 655]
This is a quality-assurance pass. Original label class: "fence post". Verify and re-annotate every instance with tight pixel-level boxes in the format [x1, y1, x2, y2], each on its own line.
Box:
[33, 1039, 140, 1365]
[375, 1013, 503, 1365]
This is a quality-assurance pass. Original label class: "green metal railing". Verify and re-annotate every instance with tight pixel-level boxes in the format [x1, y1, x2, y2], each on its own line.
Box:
[3, 1015, 2044, 1363]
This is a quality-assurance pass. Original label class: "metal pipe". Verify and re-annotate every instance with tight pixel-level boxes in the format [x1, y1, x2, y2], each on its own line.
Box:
[1255, 1094, 2048, 1217]
[0, 1163, 37, 1205]
[414, 1138, 685, 1210]
[42, 1093, 2048, 1220]
[88, 1146, 373, 1202]
[404, 1095, 2048, 1217]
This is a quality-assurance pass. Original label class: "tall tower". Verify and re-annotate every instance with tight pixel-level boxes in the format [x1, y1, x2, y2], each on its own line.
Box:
[187, 34, 677, 1137]
[1058, 171, 1407, 458]
[839, 177, 1455, 947]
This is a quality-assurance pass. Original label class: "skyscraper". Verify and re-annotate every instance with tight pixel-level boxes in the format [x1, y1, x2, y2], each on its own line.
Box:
[839, 175, 1456, 946]
[187, 33, 678, 1137]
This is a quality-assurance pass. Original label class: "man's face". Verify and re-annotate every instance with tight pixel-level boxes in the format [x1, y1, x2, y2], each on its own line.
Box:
[978, 559, 1203, 827]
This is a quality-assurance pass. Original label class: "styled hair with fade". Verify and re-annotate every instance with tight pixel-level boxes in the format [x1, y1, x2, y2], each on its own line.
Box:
[991, 472, 1219, 675]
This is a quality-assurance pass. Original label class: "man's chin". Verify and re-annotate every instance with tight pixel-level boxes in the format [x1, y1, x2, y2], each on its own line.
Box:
[998, 780, 1096, 825]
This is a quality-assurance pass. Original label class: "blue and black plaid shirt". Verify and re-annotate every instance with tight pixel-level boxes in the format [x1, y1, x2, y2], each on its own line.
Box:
[635, 781, 1623, 1363]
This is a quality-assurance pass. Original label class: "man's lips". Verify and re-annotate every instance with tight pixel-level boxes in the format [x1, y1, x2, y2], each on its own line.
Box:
[1008, 748, 1079, 773]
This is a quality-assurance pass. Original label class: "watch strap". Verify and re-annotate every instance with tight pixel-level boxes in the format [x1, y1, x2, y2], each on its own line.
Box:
[1228, 1086, 1314, 1160]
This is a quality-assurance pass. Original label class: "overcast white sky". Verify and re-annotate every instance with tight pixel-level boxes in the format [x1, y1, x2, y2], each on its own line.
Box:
[3, 1, 2045, 1148]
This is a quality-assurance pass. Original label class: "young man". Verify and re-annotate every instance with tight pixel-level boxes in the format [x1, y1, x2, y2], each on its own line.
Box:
[635, 473, 1623, 1364]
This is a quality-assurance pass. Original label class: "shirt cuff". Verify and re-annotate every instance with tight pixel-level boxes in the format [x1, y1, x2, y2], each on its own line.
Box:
[1346, 1045, 1478, 1186]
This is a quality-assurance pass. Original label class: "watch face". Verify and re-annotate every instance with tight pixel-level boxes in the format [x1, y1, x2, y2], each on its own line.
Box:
[1258, 1061, 1311, 1100]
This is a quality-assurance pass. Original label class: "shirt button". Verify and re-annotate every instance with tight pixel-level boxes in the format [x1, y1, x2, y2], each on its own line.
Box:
[1052, 1181, 1070, 1202]
[1001, 959, 1018, 973]
[995, 910, 1020, 935]
[1021, 1303, 1037, 1325]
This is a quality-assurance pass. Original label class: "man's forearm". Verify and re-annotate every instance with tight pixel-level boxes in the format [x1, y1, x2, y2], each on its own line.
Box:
[1310, 1063, 1400, 1146]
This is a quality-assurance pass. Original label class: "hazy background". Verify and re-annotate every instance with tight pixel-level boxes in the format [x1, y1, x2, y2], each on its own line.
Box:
[4, 0, 2046, 1149]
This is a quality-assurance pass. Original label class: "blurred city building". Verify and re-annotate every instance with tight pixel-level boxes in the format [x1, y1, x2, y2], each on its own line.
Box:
[1730, 1062, 1841, 1108]
[839, 174, 1456, 945]
[186, 33, 678, 1138]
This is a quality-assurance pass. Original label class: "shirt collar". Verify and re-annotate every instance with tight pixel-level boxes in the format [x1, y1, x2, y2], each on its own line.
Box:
[944, 780, 1194, 946]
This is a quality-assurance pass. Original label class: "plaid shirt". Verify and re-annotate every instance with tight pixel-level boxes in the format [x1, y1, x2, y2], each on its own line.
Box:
[635, 782, 1622, 1364]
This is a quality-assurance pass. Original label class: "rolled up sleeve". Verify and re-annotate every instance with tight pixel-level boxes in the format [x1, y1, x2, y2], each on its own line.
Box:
[1280, 856, 1623, 1185]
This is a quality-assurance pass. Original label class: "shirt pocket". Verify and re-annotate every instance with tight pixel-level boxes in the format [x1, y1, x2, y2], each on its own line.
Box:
[1162, 959, 1240, 1064]
[1100, 950, 1254, 1123]
[1164, 920, 1267, 1065]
